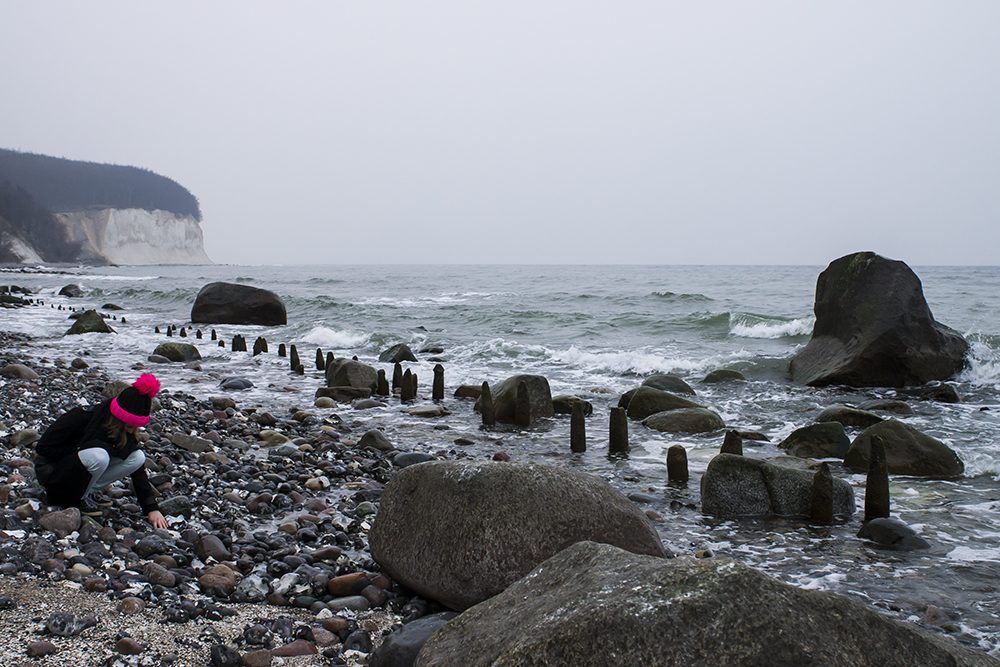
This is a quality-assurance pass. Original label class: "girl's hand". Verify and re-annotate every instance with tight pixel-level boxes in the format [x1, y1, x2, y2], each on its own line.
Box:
[147, 510, 168, 530]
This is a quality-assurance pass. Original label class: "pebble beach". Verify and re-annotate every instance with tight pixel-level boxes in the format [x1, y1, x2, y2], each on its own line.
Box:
[0, 329, 428, 666]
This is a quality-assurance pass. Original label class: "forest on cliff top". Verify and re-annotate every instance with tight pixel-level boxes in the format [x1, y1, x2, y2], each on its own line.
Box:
[0, 148, 201, 263]
[0, 149, 200, 220]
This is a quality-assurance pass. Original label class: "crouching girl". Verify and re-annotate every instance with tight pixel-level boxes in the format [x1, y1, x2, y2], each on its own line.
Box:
[34, 373, 168, 530]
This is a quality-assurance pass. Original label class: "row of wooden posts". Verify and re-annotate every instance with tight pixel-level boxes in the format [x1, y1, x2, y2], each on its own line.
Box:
[155, 324, 890, 526]
[46, 303, 128, 323]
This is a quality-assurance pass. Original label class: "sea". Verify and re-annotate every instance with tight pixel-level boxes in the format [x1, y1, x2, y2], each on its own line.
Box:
[3, 263, 1000, 652]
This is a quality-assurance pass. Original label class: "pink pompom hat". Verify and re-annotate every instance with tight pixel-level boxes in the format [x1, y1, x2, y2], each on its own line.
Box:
[109, 373, 160, 428]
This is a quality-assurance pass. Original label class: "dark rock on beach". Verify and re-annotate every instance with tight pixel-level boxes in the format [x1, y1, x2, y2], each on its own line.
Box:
[625, 386, 702, 421]
[858, 517, 932, 550]
[190, 282, 287, 326]
[551, 395, 593, 416]
[58, 284, 85, 298]
[369, 460, 667, 610]
[816, 404, 884, 429]
[370, 612, 458, 667]
[326, 358, 378, 392]
[778, 421, 852, 459]
[641, 374, 696, 395]
[65, 309, 115, 335]
[790, 252, 969, 387]
[701, 453, 855, 518]
[153, 341, 202, 363]
[702, 368, 747, 383]
[413, 541, 995, 667]
[845, 419, 964, 477]
[642, 407, 725, 434]
[1, 363, 39, 379]
[472, 374, 554, 426]
[379, 343, 418, 364]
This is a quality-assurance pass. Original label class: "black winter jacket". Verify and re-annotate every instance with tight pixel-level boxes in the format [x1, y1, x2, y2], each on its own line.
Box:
[33, 401, 159, 514]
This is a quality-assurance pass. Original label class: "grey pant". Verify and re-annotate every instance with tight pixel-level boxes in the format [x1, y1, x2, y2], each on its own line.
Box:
[78, 448, 145, 496]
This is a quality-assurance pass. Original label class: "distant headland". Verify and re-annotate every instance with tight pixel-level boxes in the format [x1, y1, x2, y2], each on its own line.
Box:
[0, 149, 211, 265]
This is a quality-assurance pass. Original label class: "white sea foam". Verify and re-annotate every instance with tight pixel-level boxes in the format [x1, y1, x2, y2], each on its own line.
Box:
[76, 275, 159, 282]
[947, 546, 1000, 563]
[960, 340, 1000, 388]
[300, 327, 370, 350]
[729, 314, 815, 339]
[548, 346, 754, 378]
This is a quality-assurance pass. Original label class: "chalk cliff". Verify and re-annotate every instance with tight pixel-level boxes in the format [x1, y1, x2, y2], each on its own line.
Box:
[54, 208, 211, 265]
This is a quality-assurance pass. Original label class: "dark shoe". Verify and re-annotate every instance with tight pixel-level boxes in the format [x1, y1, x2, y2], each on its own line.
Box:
[79, 496, 102, 516]
[91, 492, 113, 507]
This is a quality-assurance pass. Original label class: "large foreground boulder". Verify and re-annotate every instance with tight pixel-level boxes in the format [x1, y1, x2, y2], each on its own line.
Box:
[473, 375, 554, 425]
[325, 358, 378, 392]
[789, 252, 968, 387]
[190, 282, 287, 326]
[414, 541, 997, 667]
[701, 453, 855, 518]
[845, 419, 964, 477]
[368, 460, 667, 611]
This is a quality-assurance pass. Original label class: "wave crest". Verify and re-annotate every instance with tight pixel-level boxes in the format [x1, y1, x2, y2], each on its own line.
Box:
[729, 313, 814, 339]
[300, 326, 370, 350]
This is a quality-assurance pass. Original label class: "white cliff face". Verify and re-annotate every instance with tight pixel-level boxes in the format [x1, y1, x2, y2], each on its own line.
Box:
[55, 208, 212, 265]
[5, 236, 44, 263]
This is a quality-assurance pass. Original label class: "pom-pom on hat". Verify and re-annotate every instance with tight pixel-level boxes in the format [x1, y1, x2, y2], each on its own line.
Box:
[110, 373, 160, 428]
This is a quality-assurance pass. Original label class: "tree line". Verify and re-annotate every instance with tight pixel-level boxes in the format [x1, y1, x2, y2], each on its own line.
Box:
[0, 148, 201, 221]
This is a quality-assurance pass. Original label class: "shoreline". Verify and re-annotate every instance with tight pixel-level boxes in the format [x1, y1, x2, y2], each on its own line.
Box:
[0, 330, 418, 666]
[4, 263, 1000, 664]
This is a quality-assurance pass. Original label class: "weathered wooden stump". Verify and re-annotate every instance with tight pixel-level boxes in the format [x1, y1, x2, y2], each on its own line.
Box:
[570, 400, 586, 452]
[609, 406, 629, 453]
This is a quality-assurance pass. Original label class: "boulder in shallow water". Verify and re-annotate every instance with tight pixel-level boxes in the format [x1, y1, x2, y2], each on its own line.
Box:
[702, 369, 747, 383]
[379, 343, 418, 363]
[190, 282, 287, 326]
[857, 517, 931, 550]
[316, 386, 372, 402]
[413, 541, 992, 667]
[789, 252, 968, 387]
[473, 375, 554, 425]
[454, 384, 483, 399]
[641, 374, 696, 395]
[625, 386, 702, 421]
[815, 404, 884, 429]
[65, 310, 116, 335]
[220, 377, 254, 390]
[642, 407, 724, 434]
[857, 399, 914, 415]
[701, 453, 855, 519]
[778, 422, 851, 459]
[58, 284, 84, 298]
[326, 358, 378, 392]
[551, 395, 593, 416]
[845, 419, 964, 477]
[370, 460, 667, 611]
[153, 342, 202, 362]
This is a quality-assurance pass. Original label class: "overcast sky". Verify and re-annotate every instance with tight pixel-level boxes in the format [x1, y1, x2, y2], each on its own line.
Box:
[2, 2, 998, 265]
